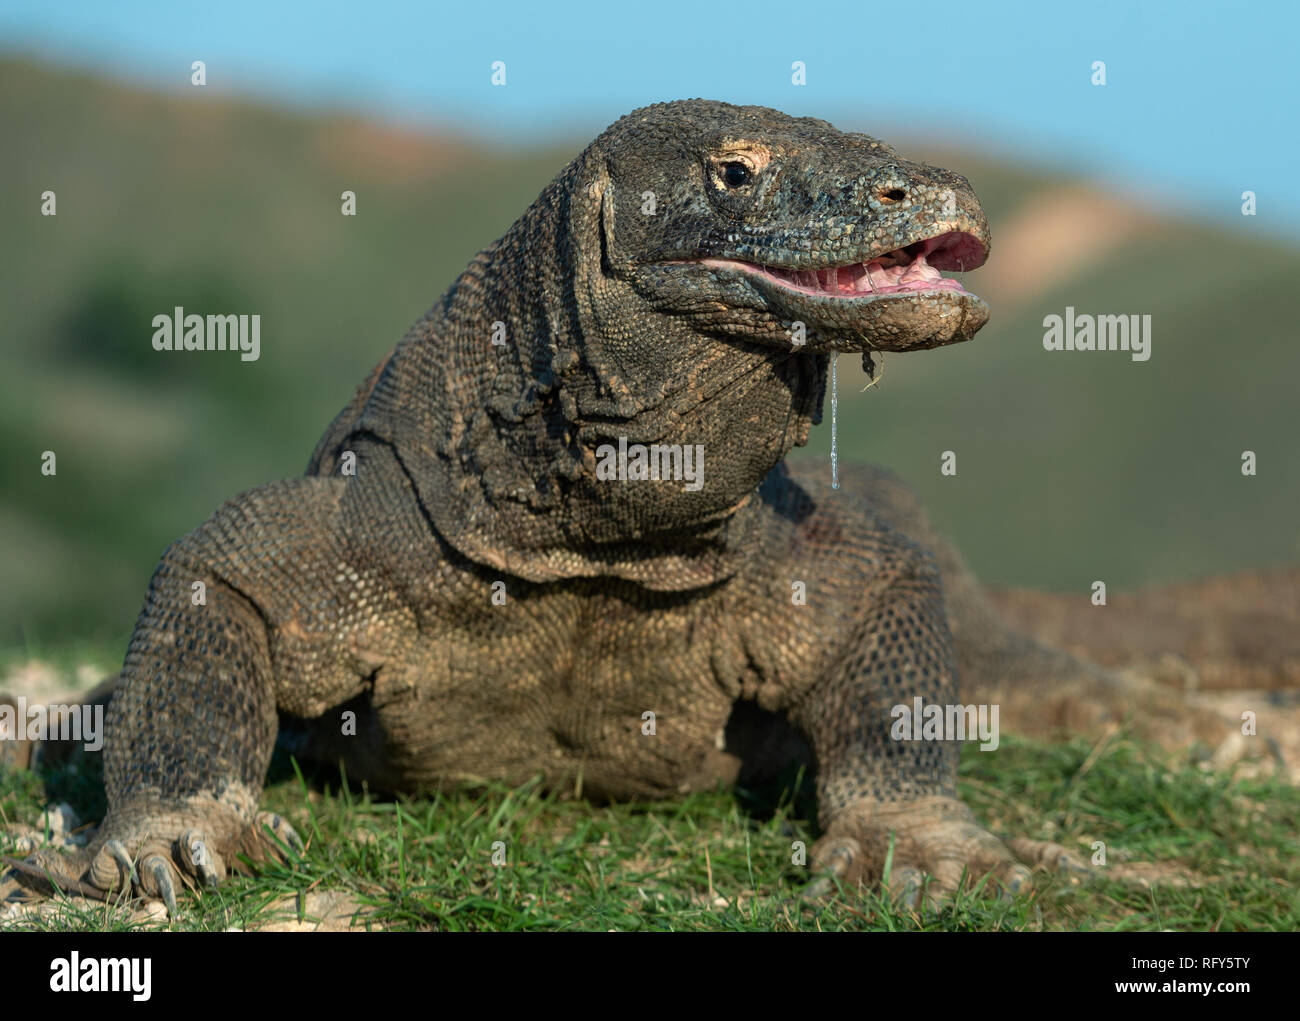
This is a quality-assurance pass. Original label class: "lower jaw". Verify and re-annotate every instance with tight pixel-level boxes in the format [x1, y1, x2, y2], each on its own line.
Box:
[757, 284, 990, 353]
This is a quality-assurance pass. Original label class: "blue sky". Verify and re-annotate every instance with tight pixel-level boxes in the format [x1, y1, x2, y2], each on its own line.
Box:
[2, 0, 1296, 236]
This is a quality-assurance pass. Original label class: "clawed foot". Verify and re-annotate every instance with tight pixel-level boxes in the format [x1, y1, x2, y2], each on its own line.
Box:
[805, 795, 1091, 908]
[5, 805, 303, 917]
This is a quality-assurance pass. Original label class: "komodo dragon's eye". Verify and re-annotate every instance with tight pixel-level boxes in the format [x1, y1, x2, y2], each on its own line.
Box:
[721, 162, 751, 188]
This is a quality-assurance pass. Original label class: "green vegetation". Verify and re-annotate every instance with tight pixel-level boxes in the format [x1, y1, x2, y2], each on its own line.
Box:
[5, 710, 1296, 931]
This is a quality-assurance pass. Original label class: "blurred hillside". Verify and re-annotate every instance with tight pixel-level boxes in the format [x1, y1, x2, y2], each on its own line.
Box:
[2, 57, 1297, 651]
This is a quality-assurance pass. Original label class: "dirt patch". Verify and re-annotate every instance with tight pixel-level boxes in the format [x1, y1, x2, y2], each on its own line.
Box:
[236, 890, 382, 932]
[0, 881, 380, 931]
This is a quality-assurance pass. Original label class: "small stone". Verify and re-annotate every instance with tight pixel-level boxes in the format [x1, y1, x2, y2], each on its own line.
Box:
[139, 900, 168, 923]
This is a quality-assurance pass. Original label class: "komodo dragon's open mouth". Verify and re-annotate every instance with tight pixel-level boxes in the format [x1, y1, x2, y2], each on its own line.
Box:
[691, 229, 990, 351]
[698, 230, 986, 299]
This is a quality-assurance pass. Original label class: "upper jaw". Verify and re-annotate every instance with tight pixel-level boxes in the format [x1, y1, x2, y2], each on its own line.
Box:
[690, 229, 990, 352]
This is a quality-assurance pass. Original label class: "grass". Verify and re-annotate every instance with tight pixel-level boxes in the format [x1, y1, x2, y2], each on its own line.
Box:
[4, 719, 1298, 931]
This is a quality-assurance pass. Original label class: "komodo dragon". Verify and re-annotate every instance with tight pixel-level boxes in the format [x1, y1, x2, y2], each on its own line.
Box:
[9, 99, 1236, 912]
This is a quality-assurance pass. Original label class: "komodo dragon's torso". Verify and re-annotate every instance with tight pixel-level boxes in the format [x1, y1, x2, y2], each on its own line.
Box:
[273, 452, 946, 805]
[22, 99, 1173, 909]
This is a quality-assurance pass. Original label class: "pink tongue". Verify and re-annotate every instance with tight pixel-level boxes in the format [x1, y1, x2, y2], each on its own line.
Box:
[853, 252, 949, 293]
[749, 252, 967, 295]
[900, 255, 943, 286]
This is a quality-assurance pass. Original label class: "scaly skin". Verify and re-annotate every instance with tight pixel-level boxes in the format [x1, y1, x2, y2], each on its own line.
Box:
[17, 99, 1137, 910]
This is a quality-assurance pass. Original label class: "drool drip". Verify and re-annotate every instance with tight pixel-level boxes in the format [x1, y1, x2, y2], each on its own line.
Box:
[830, 352, 839, 490]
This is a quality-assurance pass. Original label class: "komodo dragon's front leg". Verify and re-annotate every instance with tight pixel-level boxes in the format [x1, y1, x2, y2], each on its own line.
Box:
[24, 477, 397, 910]
[779, 527, 1088, 904]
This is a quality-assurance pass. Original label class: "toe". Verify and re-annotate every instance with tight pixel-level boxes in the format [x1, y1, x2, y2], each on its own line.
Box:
[994, 861, 1034, 897]
[91, 838, 139, 892]
[805, 835, 862, 899]
[885, 865, 925, 907]
[1006, 837, 1092, 879]
[256, 812, 304, 858]
[139, 851, 183, 917]
[5, 848, 106, 901]
[179, 829, 227, 887]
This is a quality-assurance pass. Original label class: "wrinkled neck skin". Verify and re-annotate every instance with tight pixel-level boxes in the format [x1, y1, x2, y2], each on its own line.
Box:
[367, 157, 825, 591]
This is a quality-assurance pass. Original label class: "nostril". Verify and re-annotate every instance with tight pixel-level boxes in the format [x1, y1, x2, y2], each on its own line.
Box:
[880, 188, 907, 202]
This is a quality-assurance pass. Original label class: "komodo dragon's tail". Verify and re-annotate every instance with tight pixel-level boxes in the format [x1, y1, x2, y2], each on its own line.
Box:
[986, 570, 1300, 693]
[853, 464, 1298, 767]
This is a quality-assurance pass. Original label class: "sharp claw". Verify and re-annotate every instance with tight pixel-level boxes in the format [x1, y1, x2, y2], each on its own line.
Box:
[1049, 850, 1088, 876]
[804, 835, 860, 900]
[822, 840, 855, 874]
[889, 866, 924, 908]
[146, 857, 179, 917]
[998, 864, 1033, 899]
[179, 829, 223, 887]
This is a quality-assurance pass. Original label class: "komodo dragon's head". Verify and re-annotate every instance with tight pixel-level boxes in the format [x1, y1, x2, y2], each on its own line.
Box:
[585, 98, 990, 356]
[371, 100, 993, 587]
